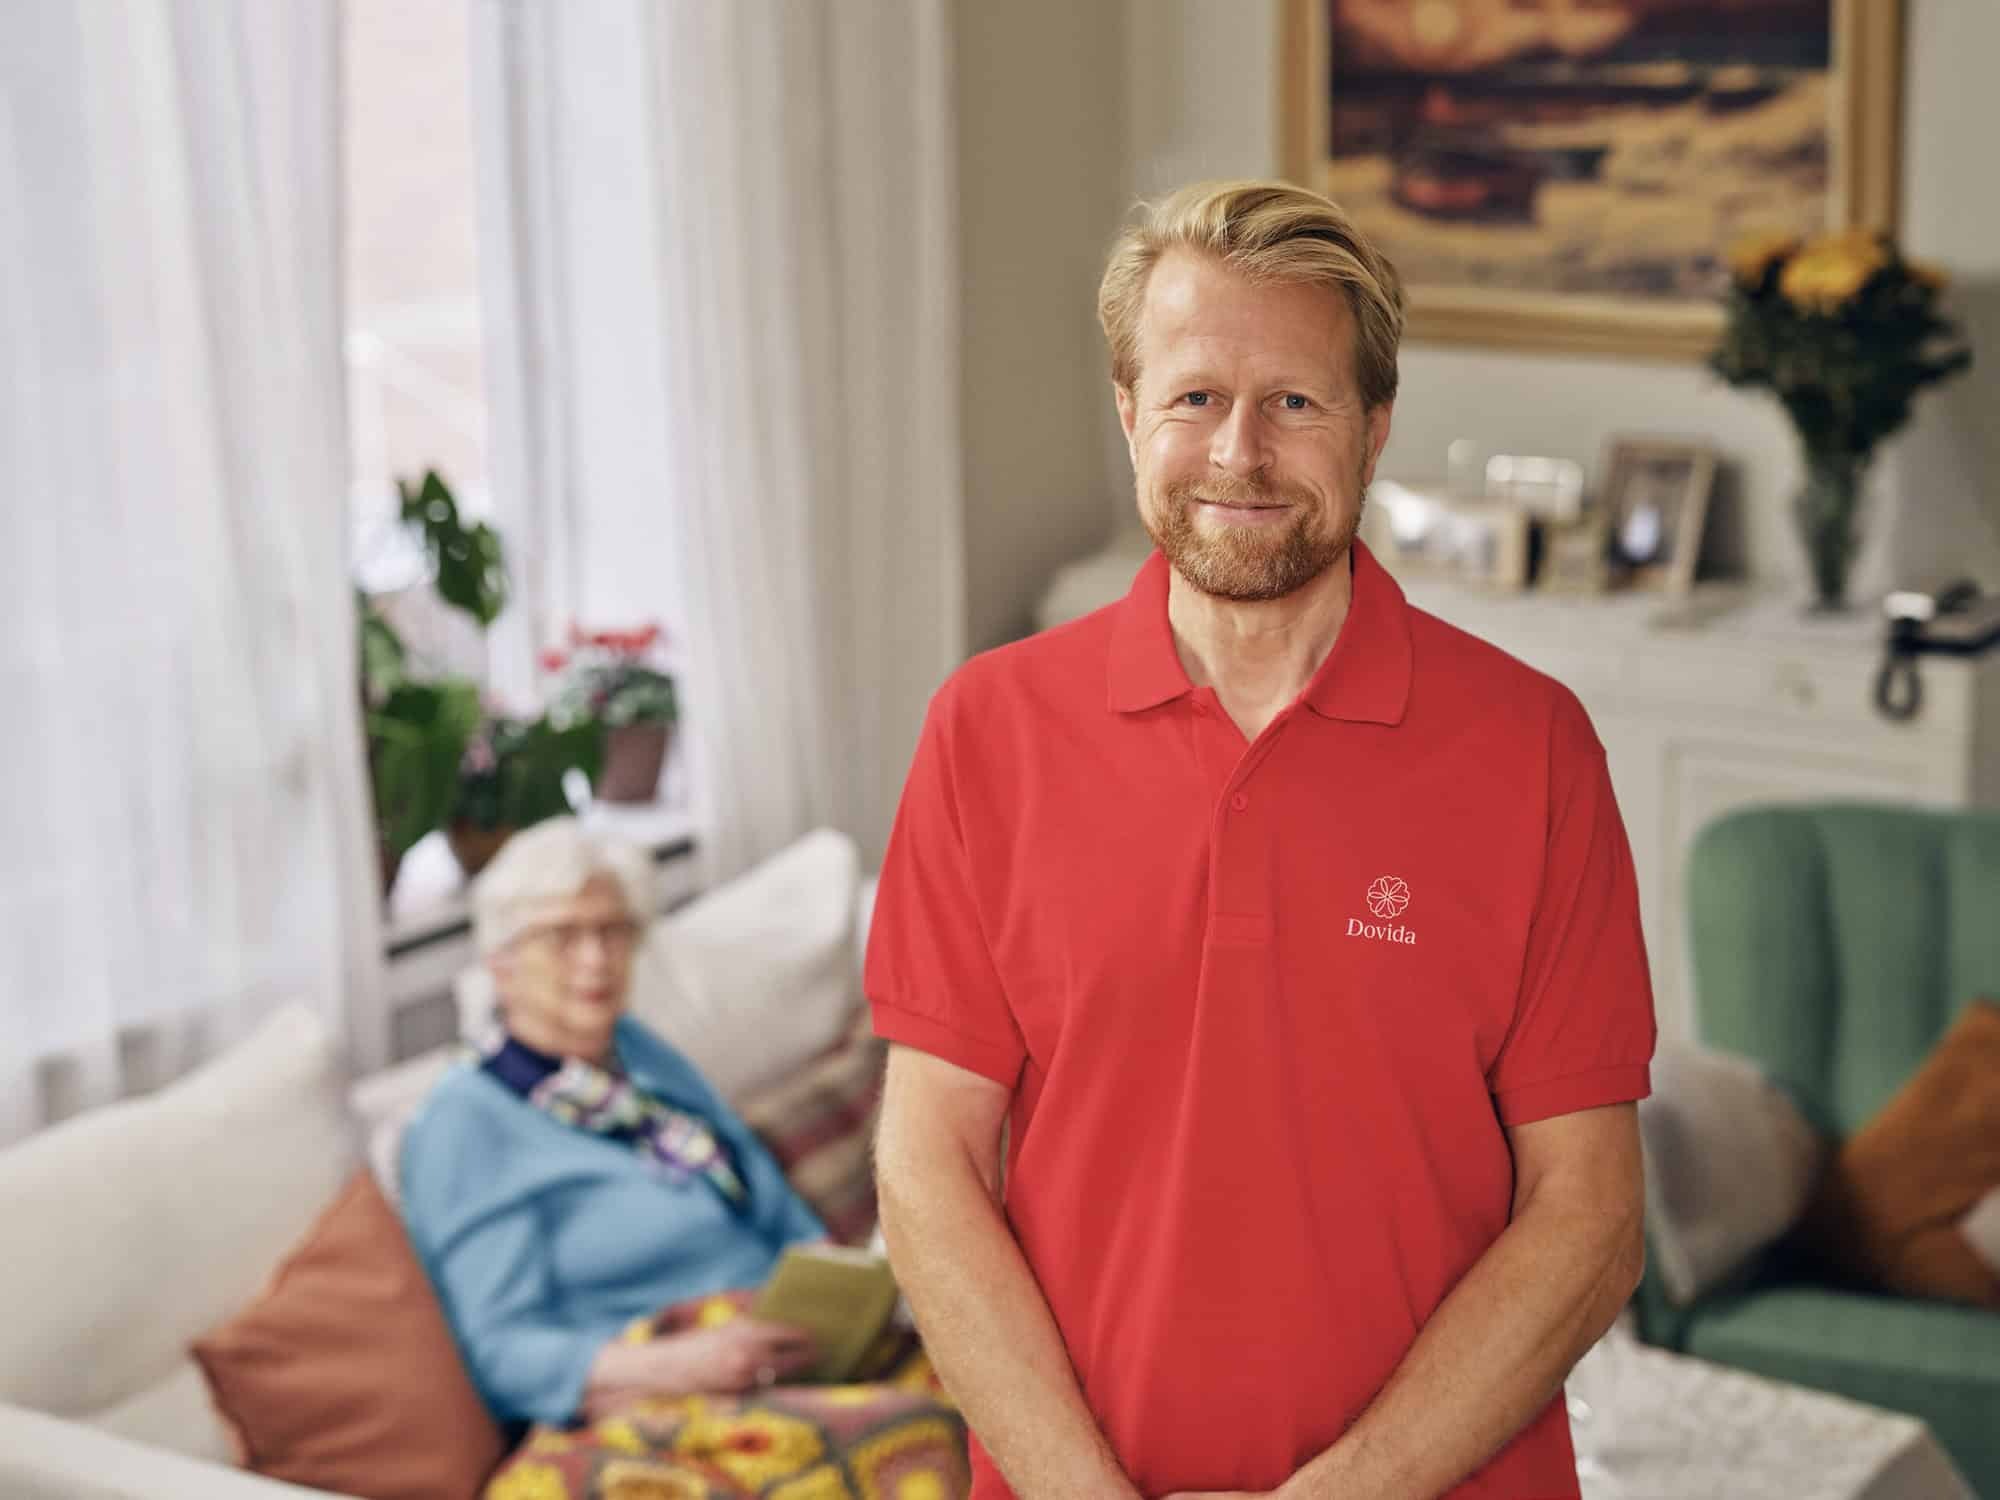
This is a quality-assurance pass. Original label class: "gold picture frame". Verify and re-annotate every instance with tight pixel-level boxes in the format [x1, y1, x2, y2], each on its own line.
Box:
[1278, 0, 1904, 362]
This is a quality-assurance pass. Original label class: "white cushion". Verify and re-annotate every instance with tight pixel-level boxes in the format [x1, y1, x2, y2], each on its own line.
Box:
[0, 1005, 358, 1417]
[456, 827, 863, 1103]
[0, 1400, 331, 1500]
[84, 1362, 236, 1467]
[347, 1047, 456, 1208]
[1638, 1041, 1827, 1306]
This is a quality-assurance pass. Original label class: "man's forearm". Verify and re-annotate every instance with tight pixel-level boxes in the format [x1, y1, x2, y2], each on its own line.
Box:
[878, 1146, 1137, 1500]
[1285, 1190, 1643, 1500]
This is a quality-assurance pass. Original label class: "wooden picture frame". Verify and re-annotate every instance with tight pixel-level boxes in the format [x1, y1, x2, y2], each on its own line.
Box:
[1599, 437, 1718, 595]
[1279, 0, 1904, 361]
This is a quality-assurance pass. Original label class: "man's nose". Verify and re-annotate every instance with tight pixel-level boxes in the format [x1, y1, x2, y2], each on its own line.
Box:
[1208, 399, 1271, 478]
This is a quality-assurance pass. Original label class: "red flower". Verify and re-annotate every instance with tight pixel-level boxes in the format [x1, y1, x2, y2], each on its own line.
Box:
[538, 647, 568, 673]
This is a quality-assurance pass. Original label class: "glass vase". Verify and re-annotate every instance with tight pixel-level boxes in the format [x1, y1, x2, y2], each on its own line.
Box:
[1793, 446, 1870, 614]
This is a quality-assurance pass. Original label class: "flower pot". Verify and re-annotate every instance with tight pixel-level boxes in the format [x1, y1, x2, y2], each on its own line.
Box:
[598, 721, 672, 804]
[447, 821, 518, 880]
[1794, 446, 1871, 614]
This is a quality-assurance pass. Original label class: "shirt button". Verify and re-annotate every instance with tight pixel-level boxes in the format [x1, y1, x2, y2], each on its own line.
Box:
[1191, 699, 1209, 716]
[1230, 791, 1249, 812]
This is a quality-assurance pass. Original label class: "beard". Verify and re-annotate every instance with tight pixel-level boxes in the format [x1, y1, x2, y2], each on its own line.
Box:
[1141, 468, 1363, 603]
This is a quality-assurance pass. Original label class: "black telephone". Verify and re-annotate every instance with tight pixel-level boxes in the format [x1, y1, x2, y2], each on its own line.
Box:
[1875, 580, 2000, 721]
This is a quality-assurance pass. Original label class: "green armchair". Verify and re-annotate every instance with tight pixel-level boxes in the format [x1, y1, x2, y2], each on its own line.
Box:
[1633, 802, 2000, 1494]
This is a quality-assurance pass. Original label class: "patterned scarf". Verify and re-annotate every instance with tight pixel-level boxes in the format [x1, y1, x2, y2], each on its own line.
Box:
[476, 1027, 751, 1214]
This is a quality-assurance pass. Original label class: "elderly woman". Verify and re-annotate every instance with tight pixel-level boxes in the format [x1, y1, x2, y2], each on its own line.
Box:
[400, 818, 827, 1428]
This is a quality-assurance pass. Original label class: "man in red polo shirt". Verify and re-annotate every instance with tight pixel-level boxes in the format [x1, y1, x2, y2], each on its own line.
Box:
[866, 180, 1655, 1500]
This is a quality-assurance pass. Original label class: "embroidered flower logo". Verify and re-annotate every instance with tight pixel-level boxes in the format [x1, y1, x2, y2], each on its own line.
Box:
[1366, 876, 1410, 919]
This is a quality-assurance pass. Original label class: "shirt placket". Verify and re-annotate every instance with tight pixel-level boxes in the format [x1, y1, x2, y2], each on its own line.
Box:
[1187, 692, 1285, 946]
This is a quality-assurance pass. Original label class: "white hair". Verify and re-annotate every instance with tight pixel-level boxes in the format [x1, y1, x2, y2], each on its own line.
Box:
[470, 817, 655, 956]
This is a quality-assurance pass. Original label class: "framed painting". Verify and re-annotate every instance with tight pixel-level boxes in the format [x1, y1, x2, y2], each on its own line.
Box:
[1279, 0, 1904, 360]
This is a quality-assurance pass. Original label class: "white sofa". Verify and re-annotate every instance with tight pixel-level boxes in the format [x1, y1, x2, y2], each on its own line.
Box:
[0, 829, 877, 1500]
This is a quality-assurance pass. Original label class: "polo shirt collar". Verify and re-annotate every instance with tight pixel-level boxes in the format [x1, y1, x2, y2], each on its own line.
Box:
[1105, 539, 1412, 726]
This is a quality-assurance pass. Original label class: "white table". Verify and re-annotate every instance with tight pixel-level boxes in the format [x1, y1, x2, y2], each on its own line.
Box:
[1568, 1325, 1974, 1500]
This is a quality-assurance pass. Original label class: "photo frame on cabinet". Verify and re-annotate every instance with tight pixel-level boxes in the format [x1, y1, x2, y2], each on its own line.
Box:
[1599, 437, 1718, 595]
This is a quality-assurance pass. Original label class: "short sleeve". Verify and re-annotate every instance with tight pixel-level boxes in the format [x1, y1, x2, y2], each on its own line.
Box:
[1489, 693, 1658, 1127]
[865, 685, 1026, 1089]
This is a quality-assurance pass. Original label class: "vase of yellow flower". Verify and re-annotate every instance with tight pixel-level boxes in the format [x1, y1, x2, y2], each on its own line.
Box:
[1795, 447, 1868, 615]
[1712, 228, 1972, 613]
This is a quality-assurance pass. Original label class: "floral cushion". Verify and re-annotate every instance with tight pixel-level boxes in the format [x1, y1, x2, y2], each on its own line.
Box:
[484, 1290, 965, 1500]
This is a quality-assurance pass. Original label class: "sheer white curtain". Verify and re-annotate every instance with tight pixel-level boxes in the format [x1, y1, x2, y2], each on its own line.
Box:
[0, 0, 382, 1142]
[472, 0, 965, 881]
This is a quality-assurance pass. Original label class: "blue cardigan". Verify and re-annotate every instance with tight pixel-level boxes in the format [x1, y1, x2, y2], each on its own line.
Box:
[399, 1016, 826, 1425]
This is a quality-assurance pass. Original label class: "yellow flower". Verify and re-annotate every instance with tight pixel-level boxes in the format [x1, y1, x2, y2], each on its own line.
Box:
[598, 1459, 708, 1500]
[673, 1407, 827, 1489]
[1728, 231, 1799, 284]
[484, 1460, 570, 1500]
[596, 1417, 648, 1455]
[846, 1417, 966, 1496]
[814, 1383, 882, 1407]
[1780, 229, 1889, 311]
[768, 1464, 859, 1500]
[1908, 257, 1950, 291]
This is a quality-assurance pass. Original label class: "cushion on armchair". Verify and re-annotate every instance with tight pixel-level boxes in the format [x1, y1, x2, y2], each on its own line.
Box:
[1793, 998, 2000, 1309]
[1638, 1040, 1827, 1306]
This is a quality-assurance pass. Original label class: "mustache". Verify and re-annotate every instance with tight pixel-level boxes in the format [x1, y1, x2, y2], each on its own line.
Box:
[1165, 474, 1311, 510]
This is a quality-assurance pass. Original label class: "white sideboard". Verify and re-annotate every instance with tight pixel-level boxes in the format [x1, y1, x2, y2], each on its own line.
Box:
[1391, 578, 2000, 1041]
[1037, 536, 2000, 1041]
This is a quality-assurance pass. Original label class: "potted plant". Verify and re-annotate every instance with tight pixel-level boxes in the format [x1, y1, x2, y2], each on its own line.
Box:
[542, 623, 679, 804]
[1710, 229, 1972, 613]
[360, 593, 482, 895]
[359, 471, 509, 897]
[447, 710, 605, 878]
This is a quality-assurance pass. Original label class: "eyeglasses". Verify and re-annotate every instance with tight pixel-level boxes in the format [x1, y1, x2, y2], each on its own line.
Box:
[515, 917, 641, 956]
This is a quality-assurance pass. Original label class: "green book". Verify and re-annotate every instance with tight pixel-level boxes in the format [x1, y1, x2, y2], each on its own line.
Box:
[749, 1242, 903, 1383]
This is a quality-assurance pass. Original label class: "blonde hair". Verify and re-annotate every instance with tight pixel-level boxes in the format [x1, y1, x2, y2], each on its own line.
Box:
[1097, 179, 1405, 411]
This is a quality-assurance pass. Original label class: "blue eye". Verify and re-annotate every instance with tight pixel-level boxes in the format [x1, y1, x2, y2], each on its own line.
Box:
[1182, 392, 1210, 407]
[1281, 393, 1309, 411]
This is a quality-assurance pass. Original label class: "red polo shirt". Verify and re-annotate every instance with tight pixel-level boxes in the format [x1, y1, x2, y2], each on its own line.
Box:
[865, 541, 1656, 1500]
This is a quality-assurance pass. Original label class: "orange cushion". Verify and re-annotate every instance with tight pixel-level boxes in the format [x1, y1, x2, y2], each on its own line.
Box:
[192, 1169, 509, 1498]
[1796, 999, 2000, 1309]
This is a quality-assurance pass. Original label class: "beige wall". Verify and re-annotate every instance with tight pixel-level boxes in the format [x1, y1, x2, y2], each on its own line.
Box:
[955, 0, 1129, 652]
[957, 1, 1998, 640]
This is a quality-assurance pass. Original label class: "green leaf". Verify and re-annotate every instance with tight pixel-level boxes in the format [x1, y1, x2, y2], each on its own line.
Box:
[367, 677, 482, 859]
[398, 469, 509, 628]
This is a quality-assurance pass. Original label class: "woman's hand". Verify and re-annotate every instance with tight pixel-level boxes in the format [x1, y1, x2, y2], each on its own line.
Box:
[581, 1319, 820, 1421]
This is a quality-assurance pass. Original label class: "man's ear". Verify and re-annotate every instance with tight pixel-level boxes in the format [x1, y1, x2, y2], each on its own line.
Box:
[1114, 381, 1138, 466]
[1361, 400, 1395, 487]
